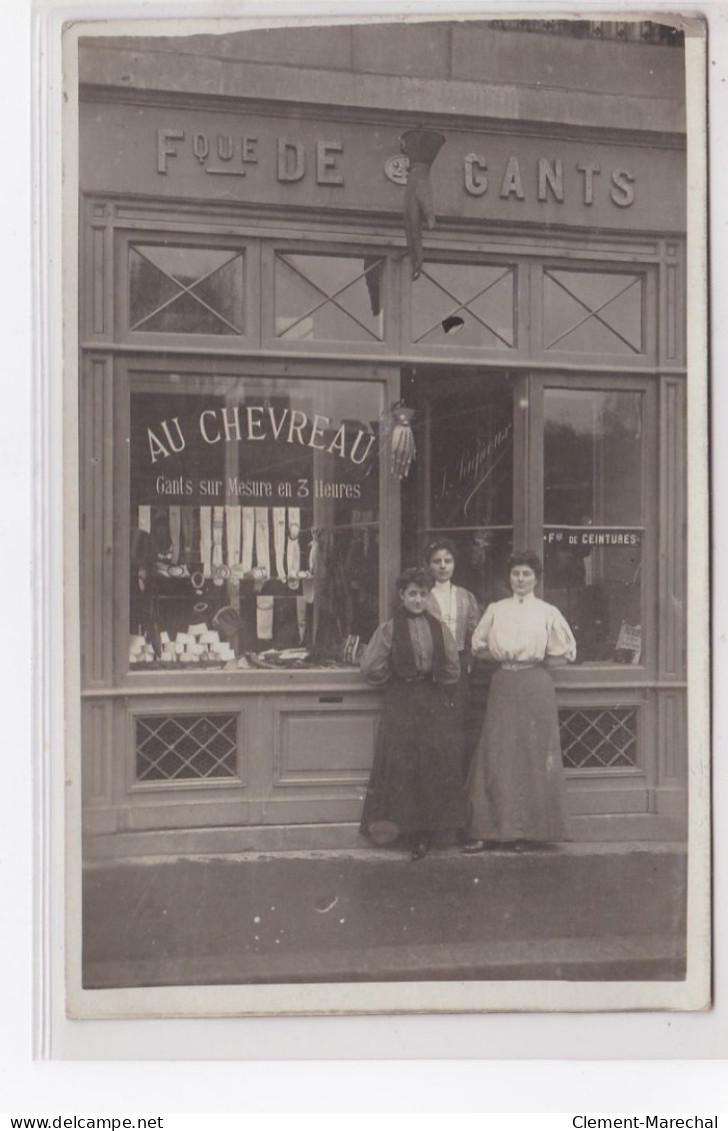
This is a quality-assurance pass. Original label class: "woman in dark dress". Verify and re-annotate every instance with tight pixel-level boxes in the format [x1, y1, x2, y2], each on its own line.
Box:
[359, 568, 466, 859]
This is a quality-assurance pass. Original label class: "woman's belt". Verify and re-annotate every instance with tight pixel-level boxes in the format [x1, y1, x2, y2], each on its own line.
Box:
[500, 661, 539, 671]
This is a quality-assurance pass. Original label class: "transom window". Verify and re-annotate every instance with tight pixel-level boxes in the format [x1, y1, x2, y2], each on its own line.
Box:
[543, 267, 644, 355]
[129, 245, 245, 335]
[274, 252, 385, 342]
[410, 262, 516, 348]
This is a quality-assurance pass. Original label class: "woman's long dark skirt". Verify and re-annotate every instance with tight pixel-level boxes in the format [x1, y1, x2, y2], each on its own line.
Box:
[360, 678, 466, 843]
[466, 666, 568, 843]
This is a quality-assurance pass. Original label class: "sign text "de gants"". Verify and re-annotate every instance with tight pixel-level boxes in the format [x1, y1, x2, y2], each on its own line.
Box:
[156, 128, 636, 207]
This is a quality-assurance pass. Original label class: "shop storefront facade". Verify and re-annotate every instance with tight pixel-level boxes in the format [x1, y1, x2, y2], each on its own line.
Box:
[77, 23, 687, 858]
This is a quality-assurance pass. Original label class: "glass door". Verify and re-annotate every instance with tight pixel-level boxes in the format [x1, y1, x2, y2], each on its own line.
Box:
[400, 366, 515, 606]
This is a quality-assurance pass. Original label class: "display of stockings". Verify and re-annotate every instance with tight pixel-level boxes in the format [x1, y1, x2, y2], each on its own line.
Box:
[212, 506, 225, 582]
[273, 507, 287, 582]
[169, 507, 181, 564]
[181, 508, 194, 566]
[199, 506, 213, 579]
[287, 507, 301, 581]
[241, 507, 255, 573]
[225, 506, 241, 570]
[256, 595, 274, 641]
[254, 507, 271, 579]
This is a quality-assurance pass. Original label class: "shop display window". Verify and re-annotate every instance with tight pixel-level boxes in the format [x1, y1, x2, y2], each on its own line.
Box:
[542, 267, 644, 355]
[410, 262, 516, 349]
[128, 373, 382, 672]
[129, 245, 245, 335]
[274, 252, 385, 342]
[543, 388, 644, 663]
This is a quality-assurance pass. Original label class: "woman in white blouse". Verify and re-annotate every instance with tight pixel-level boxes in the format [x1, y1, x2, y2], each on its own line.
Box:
[462, 550, 577, 853]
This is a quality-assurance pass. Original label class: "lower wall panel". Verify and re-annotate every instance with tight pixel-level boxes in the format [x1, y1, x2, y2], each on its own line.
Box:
[81, 684, 687, 854]
[275, 705, 378, 786]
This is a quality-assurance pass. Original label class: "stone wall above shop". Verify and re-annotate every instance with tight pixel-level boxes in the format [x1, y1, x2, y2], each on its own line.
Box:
[78, 20, 686, 137]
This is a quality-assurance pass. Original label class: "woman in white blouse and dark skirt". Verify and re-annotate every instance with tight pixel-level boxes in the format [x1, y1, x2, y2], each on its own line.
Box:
[359, 567, 467, 860]
[462, 550, 577, 854]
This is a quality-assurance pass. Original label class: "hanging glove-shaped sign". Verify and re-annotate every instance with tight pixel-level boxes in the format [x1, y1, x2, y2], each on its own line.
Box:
[390, 401, 416, 480]
[400, 127, 446, 280]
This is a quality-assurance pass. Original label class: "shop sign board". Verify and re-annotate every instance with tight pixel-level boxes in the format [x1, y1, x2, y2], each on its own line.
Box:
[544, 528, 642, 547]
[80, 102, 686, 232]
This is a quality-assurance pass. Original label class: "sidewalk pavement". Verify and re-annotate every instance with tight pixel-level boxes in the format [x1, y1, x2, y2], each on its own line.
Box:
[83, 841, 687, 988]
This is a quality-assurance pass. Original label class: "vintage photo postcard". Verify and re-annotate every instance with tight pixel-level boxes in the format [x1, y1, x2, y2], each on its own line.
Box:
[58, 10, 711, 1021]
